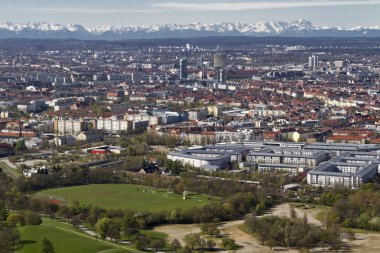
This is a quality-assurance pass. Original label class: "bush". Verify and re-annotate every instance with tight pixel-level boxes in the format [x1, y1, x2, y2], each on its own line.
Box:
[24, 211, 42, 225]
[222, 238, 236, 250]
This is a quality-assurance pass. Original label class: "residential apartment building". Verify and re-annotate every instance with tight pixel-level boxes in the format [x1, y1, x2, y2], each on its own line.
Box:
[54, 119, 89, 135]
[96, 118, 131, 133]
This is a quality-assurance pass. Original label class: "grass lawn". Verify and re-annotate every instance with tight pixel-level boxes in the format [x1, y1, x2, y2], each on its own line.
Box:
[35, 184, 218, 212]
[18, 219, 133, 253]
[140, 230, 168, 239]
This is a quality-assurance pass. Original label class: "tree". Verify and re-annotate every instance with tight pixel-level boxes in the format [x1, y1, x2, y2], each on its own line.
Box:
[150, 238, 166, 253]
[7, 213, 25, 226]
[206, 239, 216, 249]
[200, 223, 221, 237]
[290, 205, 297, 219]
[40, 238, 55, 253]
[124, 227, 139, 239]
[0, 228, 14, 252]
[265, 239, 276, 251]
[24, 211, 42, 225]
[222, 238, 235, 250]
[134, 236, 150, 251]
[70, 215, 81, 229]
[95, 217, 111, 240]
[171, 238, 182, 252]
[107, 221, 121, 242]
[303, 213, 309, 234]
[0, 201, 8, 221]
[327, 224, 341, 251]
[15, 139, 27, 152]
[8, 228, 20, 247]
[180, 245, 192, 253]
[184, 233, 202, 250]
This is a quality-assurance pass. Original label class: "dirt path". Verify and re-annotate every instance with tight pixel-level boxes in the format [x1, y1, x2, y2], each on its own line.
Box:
[154, 224, 201, 244]
[219, 220, 299, 253]
[348, 232, 380, 253]
[154, 204, 380, 252]
[154, 220, 297, 252]
[219, 220, 271, 253]
[265, 203, 323, 226]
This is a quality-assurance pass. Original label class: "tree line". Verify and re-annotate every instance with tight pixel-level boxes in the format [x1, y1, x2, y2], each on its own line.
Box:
[325, 185, 380, 231]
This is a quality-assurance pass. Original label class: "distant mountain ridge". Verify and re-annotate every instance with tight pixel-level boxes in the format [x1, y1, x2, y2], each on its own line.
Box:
[0, 20, 379, 40]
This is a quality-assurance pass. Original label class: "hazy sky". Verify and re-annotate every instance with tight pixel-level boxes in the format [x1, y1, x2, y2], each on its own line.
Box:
[1, 0, 379, 27]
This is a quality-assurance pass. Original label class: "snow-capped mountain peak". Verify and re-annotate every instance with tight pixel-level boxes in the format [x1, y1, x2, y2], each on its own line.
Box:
[0, 20, 378, 40]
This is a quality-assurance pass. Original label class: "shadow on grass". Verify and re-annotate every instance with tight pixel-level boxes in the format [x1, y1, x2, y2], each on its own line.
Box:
[18, 239, 37, 250]
[20, 240, 37, 245]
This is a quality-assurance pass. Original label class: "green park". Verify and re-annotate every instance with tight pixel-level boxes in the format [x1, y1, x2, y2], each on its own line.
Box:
[35, 184, 218, 212]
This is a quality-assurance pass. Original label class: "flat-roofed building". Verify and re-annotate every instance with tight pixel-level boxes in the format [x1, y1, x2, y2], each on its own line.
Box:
[167, 150, 231, 171]
[307, 152, 380, 189]
[246, 147, 329, 169]
[167, 145, 248, 171]
[54, 119, 88, 135]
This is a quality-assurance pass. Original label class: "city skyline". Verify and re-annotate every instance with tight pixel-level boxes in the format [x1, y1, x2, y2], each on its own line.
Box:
[1, 0, 379, 27]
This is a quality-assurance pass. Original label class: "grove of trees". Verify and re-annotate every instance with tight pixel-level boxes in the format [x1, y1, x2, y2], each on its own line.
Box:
[244, 212, 342, 250]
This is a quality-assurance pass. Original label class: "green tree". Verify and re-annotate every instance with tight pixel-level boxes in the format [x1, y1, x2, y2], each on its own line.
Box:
[70, 215, 81, 229]
[107, 221, 121, 242]
[15, 139, 27, 152]
[290, 205, 297, 219]
[184, 233, 202, 250]
[171, 238, 182, 252]
[265, 239, 276, 251]
[0, 201, 8, 221]
[95, 217, 111, 240]
[150, 238, 166, 253]
[24, 211, 42, 225]
[7, 213, 25, 226]
[40, 238, 55, 253]
[200, 223, 221, 237]
[222, 238, 236, 250]
[8, 228, 21, 247]
[134, 236, 150, 251]
[206, 239, 216, 249]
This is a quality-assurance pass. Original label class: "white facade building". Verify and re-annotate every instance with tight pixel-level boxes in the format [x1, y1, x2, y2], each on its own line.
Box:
[307, 152, 380, 189]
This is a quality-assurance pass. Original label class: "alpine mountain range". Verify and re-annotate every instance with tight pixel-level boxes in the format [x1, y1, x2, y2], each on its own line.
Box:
[0, 19, 379, 40]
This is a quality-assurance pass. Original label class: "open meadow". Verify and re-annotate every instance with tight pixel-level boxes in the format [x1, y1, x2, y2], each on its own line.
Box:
[35, 184, 218, 212]
[18, 219, 132, 253]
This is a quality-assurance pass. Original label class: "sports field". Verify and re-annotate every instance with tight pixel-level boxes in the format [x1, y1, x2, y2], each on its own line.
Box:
[36, 184, 217, 212]
[18, 219, 133, 253]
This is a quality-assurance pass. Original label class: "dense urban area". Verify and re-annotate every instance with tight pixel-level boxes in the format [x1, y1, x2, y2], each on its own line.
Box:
[0, 37, 380, 253]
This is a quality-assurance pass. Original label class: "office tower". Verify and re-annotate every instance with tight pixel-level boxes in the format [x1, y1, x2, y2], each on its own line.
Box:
[217, 68, 226, 83]
[214, 53, 227, 68]
[308, 55, 319, 70]
[315, 55, 319, 67]
[196, 57, 204, 69]
[214, 53, 227, 82]
[179, 58, 188, 79]
[308, 56, 314, 68]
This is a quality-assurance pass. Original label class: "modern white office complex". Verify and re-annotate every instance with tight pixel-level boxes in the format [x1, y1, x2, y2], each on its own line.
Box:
[167, 142, 380, 177]
[167, 145, 247, 171]
[307, 152, 380, 189]
[247, 147, 329, 167]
